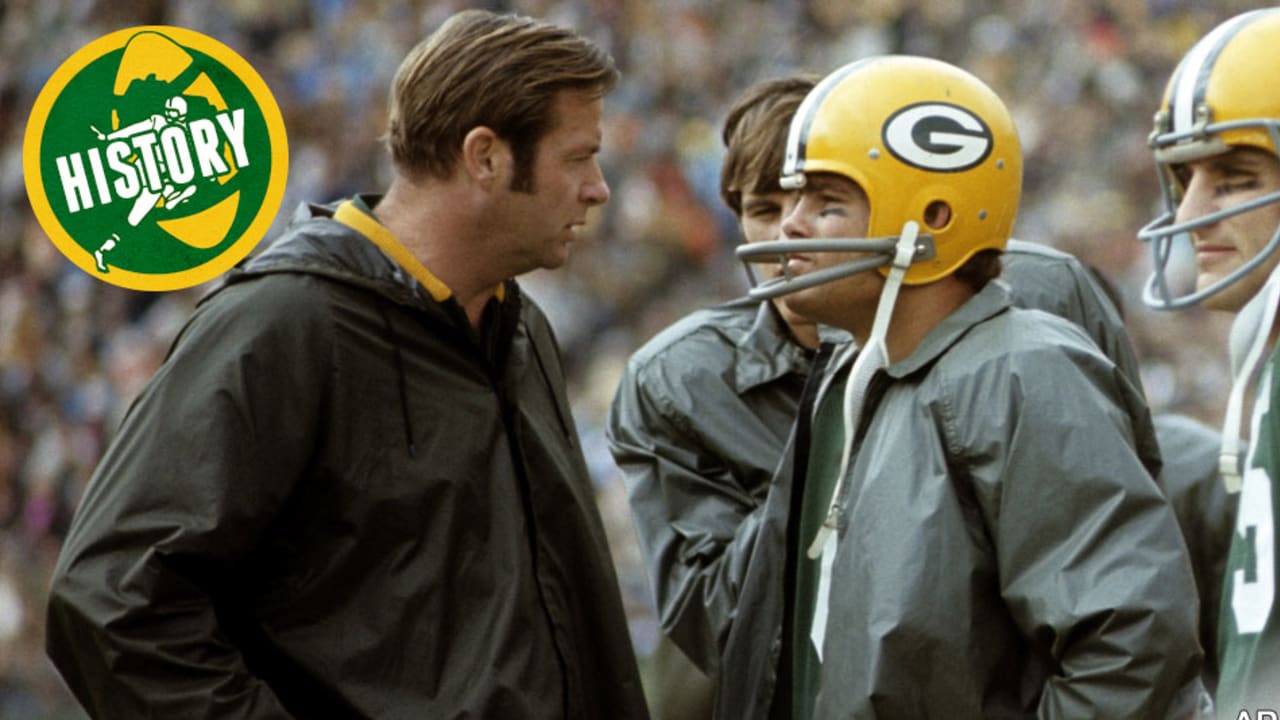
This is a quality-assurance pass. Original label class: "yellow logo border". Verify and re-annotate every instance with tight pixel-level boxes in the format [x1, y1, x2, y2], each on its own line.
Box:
[23, 25, 289, 292]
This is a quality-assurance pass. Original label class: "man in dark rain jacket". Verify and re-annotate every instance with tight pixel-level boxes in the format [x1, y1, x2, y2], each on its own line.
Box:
[45, 10, 648, 720]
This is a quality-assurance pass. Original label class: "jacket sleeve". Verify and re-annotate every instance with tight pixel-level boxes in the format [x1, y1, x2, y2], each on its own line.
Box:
[606, 355, 785, 673]
[954, 338, 1207, 719]
[46, 277, 330, 719]
[1001, 246, 1164, 478]
[1153, 413, 1239, 686]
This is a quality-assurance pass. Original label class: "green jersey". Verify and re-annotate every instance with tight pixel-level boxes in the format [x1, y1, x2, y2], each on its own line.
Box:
[787, 369, 848, 720]
[1218, 351, 1280, 717]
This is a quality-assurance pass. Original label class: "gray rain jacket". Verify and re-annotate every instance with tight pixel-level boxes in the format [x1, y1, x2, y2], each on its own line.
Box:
[611, 239, 1202, 719]
[607, 300, 814, 672]
[1154, 413, 1239, 692]
[799, 280, 1205, 717]
[46, 198, 649, 720]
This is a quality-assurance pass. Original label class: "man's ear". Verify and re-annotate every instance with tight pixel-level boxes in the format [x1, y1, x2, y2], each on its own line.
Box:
[461, 126, 511, 188]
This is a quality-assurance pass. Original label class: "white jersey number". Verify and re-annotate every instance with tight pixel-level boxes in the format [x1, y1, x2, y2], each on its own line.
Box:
[1232, 370, 1275, 634]
[1233, 465, 1275, 634]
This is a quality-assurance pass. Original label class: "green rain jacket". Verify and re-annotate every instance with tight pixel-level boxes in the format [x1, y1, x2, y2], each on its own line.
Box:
[46, 198, 649, 720]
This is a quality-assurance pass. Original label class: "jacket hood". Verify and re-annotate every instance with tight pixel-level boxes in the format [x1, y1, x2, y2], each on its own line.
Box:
[209, 196, 468, 461]
[217, 197, 430, 309]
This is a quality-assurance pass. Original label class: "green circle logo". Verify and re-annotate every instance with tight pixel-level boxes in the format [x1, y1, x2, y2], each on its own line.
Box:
[23, 26, 288, 291]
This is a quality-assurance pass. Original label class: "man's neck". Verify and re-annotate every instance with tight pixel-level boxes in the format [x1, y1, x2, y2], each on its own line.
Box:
[853, 277, 975, 364]
[374, 176, 504, 329]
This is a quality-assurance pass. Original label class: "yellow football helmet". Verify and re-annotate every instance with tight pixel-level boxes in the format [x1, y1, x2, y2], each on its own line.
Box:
[737, 55, 1022, 297]
[1140, 8, 1280, 309]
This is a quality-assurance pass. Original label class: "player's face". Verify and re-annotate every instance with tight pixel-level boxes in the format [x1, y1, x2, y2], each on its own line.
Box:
[740, 189, 788, 246]
[507, 89, 610, 272]
[776, 173, 879, 333]
[1174, 146, 1280, 312]
[741, 188, 815, 338]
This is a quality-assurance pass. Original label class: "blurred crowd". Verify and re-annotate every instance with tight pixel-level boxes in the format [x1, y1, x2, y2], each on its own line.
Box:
[0, 0, 1255, 716]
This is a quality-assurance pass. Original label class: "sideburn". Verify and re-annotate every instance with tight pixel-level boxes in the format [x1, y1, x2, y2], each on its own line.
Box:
[508, 137, 538, 193]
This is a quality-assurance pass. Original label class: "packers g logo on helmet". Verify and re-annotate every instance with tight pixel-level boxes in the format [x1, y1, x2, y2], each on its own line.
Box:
[740, 55, 1021, 297]
[1140, 8, 1280, 310]
[882, 102, 993, 173]
[23, 26, 288, 291]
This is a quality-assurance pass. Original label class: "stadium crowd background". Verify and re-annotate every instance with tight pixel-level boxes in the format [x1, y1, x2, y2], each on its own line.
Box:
[0, 0, 1254, 716]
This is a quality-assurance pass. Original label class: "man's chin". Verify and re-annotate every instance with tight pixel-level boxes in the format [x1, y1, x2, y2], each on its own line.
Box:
[775, 299, 816, 327]
[781, 291, 829, 326]
[1202, 281, 1258, 313]
[1197, 267, 1269, 312]
[542, 245, 572, 270]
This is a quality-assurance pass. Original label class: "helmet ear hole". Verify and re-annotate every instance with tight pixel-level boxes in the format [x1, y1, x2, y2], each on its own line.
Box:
[924, 200, 952, 231]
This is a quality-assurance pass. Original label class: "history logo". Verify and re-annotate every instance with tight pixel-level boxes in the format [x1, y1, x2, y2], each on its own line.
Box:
[24, 26, 288, 291]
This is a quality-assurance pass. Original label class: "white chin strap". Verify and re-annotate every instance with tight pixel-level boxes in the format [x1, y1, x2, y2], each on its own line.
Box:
[1221, 268, 1280, 493]
[808, 221, 919, 660]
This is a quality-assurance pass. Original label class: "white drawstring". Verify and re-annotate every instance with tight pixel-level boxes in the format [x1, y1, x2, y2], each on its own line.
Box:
[807, 221, 919, 560]
[1220, 268, 1280, 492]
[808, 221, 920, 660]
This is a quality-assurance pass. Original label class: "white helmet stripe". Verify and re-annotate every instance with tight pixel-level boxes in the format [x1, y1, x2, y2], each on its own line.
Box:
[1170, 9, 1273, 134]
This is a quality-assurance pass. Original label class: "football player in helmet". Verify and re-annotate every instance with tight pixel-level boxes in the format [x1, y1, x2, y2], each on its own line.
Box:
[1141, 8, 1280, 713]
[740, 55, 1205, 717]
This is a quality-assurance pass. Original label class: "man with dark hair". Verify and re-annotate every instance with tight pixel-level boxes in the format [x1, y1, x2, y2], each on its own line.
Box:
[46, 10, 647, 719]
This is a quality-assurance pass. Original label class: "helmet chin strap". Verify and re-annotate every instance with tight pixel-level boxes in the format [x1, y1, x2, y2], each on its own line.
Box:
[807, 220, 919, 661]
[1220, 265, 1280, 492]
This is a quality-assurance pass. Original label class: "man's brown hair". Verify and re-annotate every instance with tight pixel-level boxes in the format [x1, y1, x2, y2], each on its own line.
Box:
[953, 249, 1003, 292]
[719, 74, 819, 216]
[385, 10, 618, 191]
